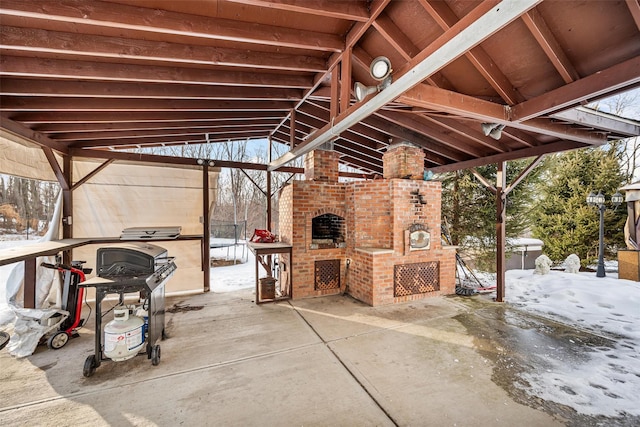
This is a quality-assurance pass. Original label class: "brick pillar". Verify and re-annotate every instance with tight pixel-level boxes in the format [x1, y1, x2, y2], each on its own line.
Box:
[305, 149, 341, 182]
[383, 142, 425, 180]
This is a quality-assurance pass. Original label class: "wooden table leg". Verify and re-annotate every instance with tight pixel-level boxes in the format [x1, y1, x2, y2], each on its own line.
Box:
[23, 258, 36, 309]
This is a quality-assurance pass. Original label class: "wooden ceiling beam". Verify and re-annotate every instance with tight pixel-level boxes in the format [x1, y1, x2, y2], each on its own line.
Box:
[363, 115, 468, 162]
[0, 97, 295, 112]
[69, 130, 270, 149]
[0, 56, 314, 88]
[12, 111, 285, 124]
[300, 101, 389, 145]
[428, 140, 586, 173]
[399, 84, 607, 144]
[417, 0, 524, 105]
[551, 107, 640, 137]
[50, 123, 280, 142]
[376, 110, 489, 158]
[0, 79, 304, 101]
[69, 148, 305, 174]
[418, 114, 510, 152]
[225, 0, 370, 22]
[37, 119, 283, 134]
[0, 26, 327, 73]
[373, 12, 419, 60]
[332, 145, 383, 173]
[521, 9, 580, 84]
[0, 116, 69, 154]
[399, 84, 508, 121]
[626, 0, 640, 31]
[0, 0, 343, 52]
[293, 111, 386, 154]
[511, 56, 640, 122]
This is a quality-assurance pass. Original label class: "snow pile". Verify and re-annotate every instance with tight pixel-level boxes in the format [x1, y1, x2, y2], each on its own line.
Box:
[506, 269, 640, 417]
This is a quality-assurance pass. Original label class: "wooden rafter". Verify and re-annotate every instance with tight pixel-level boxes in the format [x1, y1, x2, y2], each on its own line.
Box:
[399, 84, 609, 145]
[626, 0, 640, 31]
[0, 56, 314, 89]
[225, 0, 369, 22]
[417, 0, 524, 105]
[428, 140, 585, 173]
[0, 79, 304, 101]
[0, 97, 295, 112]
[14, 111, 284, 124]
[36, 119, 283, 135]
[0, 26, 327, 73]
[521, 9, 580, 84]
[376, 111, 489, 158]
[511, 56, 640, 122]
[0, 0, 344, 52]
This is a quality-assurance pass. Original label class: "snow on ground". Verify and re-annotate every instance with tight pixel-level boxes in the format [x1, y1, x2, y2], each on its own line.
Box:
[209, 241, 255, 293]
[506, 269, 640, 418]
[2, 235, 639, 417]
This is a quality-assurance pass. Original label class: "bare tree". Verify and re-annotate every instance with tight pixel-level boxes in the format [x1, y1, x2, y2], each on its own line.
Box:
[589, 89, 640, 183]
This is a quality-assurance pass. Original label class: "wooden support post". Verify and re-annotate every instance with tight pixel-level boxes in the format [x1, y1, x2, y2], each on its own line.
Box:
[203, 163, 210, 292]
[62, 155, 73, 265]
[23, 258, 36, 309]
[330, 65, 339, 119]
[267, 137, 273, 231]
[266, 170, 272, 231]
[340, 48, 352, 114]
[290, 109, 297, 149]
[496, 161, 507, 302]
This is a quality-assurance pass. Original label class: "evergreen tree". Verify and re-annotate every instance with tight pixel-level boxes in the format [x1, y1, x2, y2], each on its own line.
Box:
[531, 148, 626, 264]
[441, 159, 542, 271]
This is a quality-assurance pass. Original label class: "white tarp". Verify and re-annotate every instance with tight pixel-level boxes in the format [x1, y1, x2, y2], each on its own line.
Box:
[71, 157, 216, 294]
[5, 192, 63, 357]
[0, 133, 59, 181]
[1, 140, 218, 296]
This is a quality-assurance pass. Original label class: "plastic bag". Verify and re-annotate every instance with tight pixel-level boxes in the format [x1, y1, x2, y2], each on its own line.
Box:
[250, 229, 276, 243]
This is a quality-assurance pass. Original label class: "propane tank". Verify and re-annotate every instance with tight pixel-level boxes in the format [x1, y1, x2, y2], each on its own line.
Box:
[135, 305, 149, 340]
[104, 306, 145, 361]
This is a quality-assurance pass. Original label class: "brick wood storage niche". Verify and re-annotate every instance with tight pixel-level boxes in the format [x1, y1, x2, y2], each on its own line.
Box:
[278, 144, 456, 306]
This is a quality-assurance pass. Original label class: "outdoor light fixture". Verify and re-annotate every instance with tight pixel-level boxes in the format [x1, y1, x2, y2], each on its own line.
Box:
[354, 82, 378, 101]
[354, 56, 393, 102]
[196, 158, 215, 167]
[586, 191, 623, 278]
[370, 56, 392, 81]
[481, 123, 506, 140]
[611, 191, 624, 206]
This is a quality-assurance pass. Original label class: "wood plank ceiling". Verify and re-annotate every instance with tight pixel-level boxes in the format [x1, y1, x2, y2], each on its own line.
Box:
[1, 0, 639, 175]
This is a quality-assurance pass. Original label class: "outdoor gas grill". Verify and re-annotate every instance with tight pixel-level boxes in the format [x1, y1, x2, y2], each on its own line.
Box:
[80, 242, 176, 377]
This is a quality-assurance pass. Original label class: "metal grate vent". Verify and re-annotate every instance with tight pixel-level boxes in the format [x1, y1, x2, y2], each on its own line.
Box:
[394, 262, 439, 297]
[315, 259, 341, 290]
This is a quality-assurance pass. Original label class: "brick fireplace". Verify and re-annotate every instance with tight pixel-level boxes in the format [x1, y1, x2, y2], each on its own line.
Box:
[278, 143, 456, 306]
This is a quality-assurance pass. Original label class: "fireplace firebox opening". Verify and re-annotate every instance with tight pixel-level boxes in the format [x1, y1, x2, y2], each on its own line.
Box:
[311, 213, 345, 249]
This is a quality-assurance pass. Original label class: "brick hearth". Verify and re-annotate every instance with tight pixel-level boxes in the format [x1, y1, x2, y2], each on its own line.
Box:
[278, 145, 456, 306]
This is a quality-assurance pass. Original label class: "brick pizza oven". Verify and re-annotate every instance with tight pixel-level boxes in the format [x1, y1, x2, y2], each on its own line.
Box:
[278, 143, 456, 306]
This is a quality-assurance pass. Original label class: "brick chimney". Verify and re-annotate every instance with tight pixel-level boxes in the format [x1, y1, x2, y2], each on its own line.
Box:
[305, 149, 341, 182]
[383, 142, 425, 180]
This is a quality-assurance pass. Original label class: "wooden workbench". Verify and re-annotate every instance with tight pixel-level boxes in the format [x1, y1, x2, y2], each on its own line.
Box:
[247, 242, 293, 304]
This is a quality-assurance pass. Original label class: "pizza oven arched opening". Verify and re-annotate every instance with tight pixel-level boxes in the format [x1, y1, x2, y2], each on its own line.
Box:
[311, 213, 345, 249]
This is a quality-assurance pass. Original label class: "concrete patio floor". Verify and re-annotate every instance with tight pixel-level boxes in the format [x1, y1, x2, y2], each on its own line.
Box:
[0, 290, 577, 426]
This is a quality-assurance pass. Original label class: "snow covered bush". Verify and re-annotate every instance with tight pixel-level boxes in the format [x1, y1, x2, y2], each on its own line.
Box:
[564, 254, 580, 274]
[534, 254, 552, 275]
